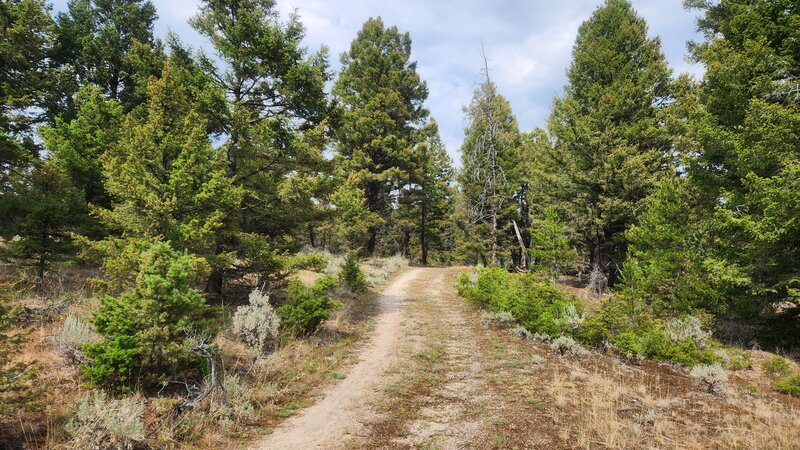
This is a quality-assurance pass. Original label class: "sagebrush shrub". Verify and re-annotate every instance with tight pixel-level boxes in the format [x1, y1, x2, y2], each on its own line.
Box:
[231, 287, 280, 354]
[690, 364, 728, 394]
[211, 373, 254, 424]
[550, 336, 585, 357]
[558, 303, 584, 331]
[66, 390, 145, 449]
[588, 266, 608, 296]
[511, 326, 532, 339]
[279, 276, 339, 336]
[52, 314, 100, 366]
[338, 254, 367, 292]
[480, 311, 516, 328]
[665, 315, 711, 348]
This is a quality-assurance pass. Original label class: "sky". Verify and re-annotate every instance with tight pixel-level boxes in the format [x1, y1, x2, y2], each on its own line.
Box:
[51, 0, 705, 165]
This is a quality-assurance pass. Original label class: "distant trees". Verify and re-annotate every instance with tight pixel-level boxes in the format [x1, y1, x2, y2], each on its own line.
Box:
[459, 59, 523, 266]
[333, 17, 430, 256]
[0, 165, 84, 279]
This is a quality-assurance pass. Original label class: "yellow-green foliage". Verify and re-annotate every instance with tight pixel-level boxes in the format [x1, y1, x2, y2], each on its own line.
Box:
[459, 268, 720, 367]
[279, 276, 340, 336]
[457, 268, 583, 338]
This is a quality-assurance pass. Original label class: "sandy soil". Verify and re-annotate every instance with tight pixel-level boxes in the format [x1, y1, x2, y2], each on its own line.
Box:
[253, 268, 422, 449]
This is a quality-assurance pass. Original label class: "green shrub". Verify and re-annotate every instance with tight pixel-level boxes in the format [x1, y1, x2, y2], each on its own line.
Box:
[729, 350, 753, 370]
[458, 269, 584, 339]
[456, 267, 510, 308]
[761, 356, 793, 377]
[775, 374, 800, 397]
[338, 254, 367, 292]
[82, 241, 215, 392]
[279, 276, 339, 336]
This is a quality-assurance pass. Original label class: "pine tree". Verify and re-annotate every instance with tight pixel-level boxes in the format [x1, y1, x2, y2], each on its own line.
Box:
[547, 0, 671, 281]
[0, 165, 84, 279]
[404, 121, 455, 265]
[52, 0, 158, 115]
[42, 86, 122, 212]
[681, 0, 800, 340]
[333, 17, 430, 255]
[621, 176, 746, 315]
[459, 67, 523, 267]
[0, 0, 55, 184]
[190, 0, 332, 290]
[93, 61, 242, 281]
[82, 240, 214, 391]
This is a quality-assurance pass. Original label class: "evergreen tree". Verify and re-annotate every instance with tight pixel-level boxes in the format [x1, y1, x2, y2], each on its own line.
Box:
[0, 0, 55, 184]
[547, 0, 672, 281]
[0, 165, 84, 279]
[681, 0, 800, 340]
[94, 61, 242, 279]
[403, 121, 455, 265]
[621, 176, 746, 315]
[333, 17, 430, 255]
[459, 72, 523, 267]
[82, 240, 214, 391]
[529, 207, 578, 280]
[52, 0, 158, 115]
[190, 0, 331, 290]
[42, 85, 122, 212]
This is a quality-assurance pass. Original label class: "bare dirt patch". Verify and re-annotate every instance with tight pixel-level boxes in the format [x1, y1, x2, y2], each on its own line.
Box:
[253, 268, 421, 449]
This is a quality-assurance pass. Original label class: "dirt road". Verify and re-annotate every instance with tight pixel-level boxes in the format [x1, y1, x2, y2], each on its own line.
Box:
[254, 268, 422, 449]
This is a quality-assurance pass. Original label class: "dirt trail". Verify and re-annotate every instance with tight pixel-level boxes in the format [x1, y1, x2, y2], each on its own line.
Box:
[254, 268, 422, 450]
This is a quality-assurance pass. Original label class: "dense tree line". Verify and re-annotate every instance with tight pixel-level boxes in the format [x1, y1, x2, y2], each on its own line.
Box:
[457, 0, 799, 346]
[0, 0, 798, 395]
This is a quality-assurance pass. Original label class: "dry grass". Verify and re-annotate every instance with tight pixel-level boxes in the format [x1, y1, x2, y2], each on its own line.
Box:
[1, 259, 405, 449]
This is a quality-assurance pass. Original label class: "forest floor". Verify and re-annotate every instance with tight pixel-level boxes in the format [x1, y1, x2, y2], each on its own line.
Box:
[253, 267, 800, 450]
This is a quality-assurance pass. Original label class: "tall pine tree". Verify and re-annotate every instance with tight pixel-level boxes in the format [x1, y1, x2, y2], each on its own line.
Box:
[680, 0, 800, 341]
[191, 0, 331, 290]
[547, 0, 671, 280]
[459, 70, 523, 267]
[332, 17, 429, 255]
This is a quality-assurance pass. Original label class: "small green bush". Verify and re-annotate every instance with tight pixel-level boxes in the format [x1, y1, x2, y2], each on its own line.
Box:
[456, 267, 510, 308]
[775, 374, 800, 397]
[279, 276, 339, 336]
[726, 350, 753, 370]
[82, 241, 215, 392]
[338, 254, 367, 292]
[761, 356, 793, 377]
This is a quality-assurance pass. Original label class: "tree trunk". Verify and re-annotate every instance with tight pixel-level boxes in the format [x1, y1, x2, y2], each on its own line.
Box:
[420, 200, 428, 265]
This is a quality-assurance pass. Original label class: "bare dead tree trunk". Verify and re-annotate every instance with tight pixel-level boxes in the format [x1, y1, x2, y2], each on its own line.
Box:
[481, 46, 500, 267]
